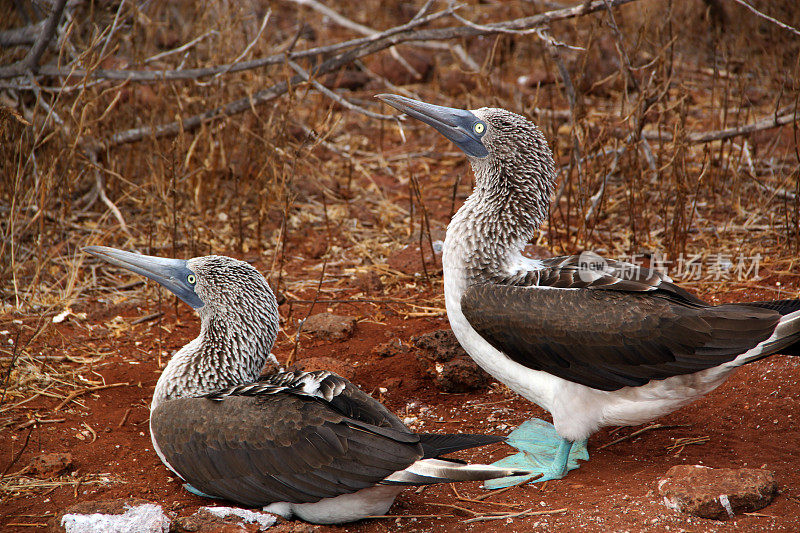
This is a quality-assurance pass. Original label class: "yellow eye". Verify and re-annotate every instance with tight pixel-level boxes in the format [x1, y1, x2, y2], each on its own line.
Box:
[187, 274, 196, 284]
[473, 122, 485, 134]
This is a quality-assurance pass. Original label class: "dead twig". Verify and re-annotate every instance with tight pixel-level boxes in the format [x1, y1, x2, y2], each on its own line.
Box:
[599, 423, 691, 449]
[364, 514, 454, 519]
[287, 60, 395, 121]
[463, 507, 568, 524]
[117, 407, 132, 427]
[426, 502, 479, 516]
[131, 312, 165, 325]
[53, 382, 130, 411]
[469, 485, 516, 501]
[81, 421, 97, 443]
[13, 417, 65, 431]
[198, 9, 271, 85]
[666, 435, 710, 455]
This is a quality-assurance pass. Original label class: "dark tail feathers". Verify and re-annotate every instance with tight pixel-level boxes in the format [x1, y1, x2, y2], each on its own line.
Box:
[740, 299, 800, 357]
[740, 299, 800, 316]
[419, 433, 504, 459]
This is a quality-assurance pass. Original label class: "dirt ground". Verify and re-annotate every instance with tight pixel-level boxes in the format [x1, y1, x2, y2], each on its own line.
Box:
[2, 259, 800, 532]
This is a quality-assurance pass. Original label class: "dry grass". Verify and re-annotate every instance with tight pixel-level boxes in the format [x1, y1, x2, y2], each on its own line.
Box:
[1, 0, 798, 411]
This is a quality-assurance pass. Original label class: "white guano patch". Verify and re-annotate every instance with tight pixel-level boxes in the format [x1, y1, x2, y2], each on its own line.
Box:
[202, 506, 278, 530]
[60, 503, 170, 533]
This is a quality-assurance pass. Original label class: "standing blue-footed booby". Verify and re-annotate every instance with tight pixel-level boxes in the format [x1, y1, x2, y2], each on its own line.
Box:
[377, 94, 800, 488]
[84, 246, 526, 523]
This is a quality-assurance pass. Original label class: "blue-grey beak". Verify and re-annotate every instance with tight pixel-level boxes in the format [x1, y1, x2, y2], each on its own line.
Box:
[84, 246, 204, 309]
[377, 94, 489, 158]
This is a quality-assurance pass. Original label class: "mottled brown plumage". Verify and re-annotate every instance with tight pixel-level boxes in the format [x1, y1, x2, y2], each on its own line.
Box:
[152, 374, 421, 506]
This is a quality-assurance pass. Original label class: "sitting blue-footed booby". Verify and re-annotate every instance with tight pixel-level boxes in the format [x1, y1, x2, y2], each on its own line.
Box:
[377, 94, 800, 488]
[84, 246, 526, 523]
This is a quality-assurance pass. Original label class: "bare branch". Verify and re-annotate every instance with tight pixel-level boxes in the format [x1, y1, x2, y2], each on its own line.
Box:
[450, 3, 585, 50]
[80, 0, 644, 150]
[287, 60, 396, 120]
[144, 31, 218, 65]
[292, 0, 476, 74]
[97, 0, 127, 62]
[5, 0, 641, 82]
[7, 6, 453, 81]
[0, 20, 45, 47]
[728, 0, 800, 37]
[0, 0, 67, 77]
[197, 9, 271, 85]
[291, 0, 376, 36]
[642, 106, 798, 144]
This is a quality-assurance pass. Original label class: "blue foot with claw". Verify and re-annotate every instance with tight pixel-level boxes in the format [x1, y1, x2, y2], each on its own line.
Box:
[484, 418, 588, 489]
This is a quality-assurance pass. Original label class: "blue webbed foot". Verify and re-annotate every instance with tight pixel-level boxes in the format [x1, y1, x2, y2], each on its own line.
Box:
[483, 418, 588, 489]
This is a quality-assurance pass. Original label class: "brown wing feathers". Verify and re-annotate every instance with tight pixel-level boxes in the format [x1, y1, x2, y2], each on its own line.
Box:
[462, 284, 780, 391]
[151, 392, 422, 507]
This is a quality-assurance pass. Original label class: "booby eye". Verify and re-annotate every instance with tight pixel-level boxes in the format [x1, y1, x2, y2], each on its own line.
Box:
[473, 122, 485, 135]
[187, 274, 196, 285]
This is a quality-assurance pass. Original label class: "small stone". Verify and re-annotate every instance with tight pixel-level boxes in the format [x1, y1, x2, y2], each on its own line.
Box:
[412, 330, 491, 392]
[374, 339, 405, 358]
[434, 358, 491, 393]
[296, 356, 355, 381]
[28, 452, 72, 478]
[658, 465, 778, 520]
[54, 499, 170, 533]
[411, 330, 466, 363]
[383, 377, 403, 390]
[301, 313, 356, 341]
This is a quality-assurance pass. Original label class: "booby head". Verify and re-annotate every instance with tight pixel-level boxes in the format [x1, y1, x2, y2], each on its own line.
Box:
[377, 94, 489, 158]
[83, 246, 276, 318]
[84, 246, 204, 308]
[379, 94, 557, 245]
[378, 94, 555, 204]
[85, 246, 279, 406]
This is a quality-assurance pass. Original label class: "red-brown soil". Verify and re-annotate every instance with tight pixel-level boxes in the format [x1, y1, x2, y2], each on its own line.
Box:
[2, 275, 800, 532]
